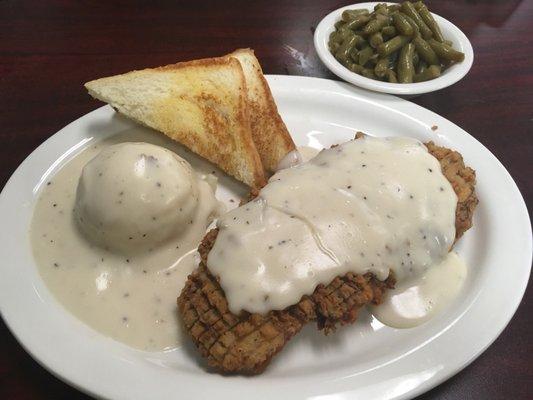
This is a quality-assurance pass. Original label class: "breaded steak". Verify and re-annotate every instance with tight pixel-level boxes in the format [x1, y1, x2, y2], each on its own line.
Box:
[178, 142, 477, 374]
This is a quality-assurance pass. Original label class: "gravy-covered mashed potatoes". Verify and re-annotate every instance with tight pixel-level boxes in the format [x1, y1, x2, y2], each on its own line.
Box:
[31, 141, 222, 350]
[208, 136, 466, 327]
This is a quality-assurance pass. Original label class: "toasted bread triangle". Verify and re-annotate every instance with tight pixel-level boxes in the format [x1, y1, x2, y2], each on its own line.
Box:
[229, 49, 295, 173]
[85, 57, 267, 188]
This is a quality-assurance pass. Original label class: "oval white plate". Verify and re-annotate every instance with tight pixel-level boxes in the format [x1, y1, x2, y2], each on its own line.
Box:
[0, 76, 530, 400]
[314, 2, 474, 95]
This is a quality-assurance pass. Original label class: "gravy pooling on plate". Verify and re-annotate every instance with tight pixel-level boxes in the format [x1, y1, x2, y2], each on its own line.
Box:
[208, 136, 466, 325]
[30, 138, 222, 351]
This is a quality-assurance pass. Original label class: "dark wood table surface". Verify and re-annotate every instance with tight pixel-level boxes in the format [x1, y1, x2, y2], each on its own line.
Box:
[1, 1, 531, 399]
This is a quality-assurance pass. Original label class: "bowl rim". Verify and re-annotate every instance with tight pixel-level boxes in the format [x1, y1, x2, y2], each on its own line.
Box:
[314, 1, 474, 95]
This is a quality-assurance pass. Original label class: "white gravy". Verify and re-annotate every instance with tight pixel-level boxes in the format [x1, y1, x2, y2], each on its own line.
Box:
[371, 251, 467, 328]
[208, 136, 458, 315]
[31, 138, 222, 351]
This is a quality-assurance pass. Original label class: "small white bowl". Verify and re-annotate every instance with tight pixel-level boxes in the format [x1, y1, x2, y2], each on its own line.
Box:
[314, 2, 474, 95]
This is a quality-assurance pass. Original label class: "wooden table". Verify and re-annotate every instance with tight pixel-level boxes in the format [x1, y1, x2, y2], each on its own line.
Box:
[1, 1, 531, 398]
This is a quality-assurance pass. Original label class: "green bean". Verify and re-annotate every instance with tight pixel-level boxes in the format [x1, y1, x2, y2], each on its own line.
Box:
[387, 69, 398, 83]
[413, 1, 424, 11]
[335, 35, 359, 64]
[414, 64, 441, 82]
[357, 46, 374, 66]
[334, 20, 346, 30]
[362, 14, 391, 35]
[392, 12, 414, 36]
[444, 39, 453, 47]
[374, 57, 390, 78]
[344, 14, 371, 30]
[329, 41, 340, 53]
[349, 46, 359, 63]
[329, 31, 342, 44]
[428, 38, 465, 62]
[401, 13, 419, 36]
[337, 27, 356, 41]
[381, 25, 396, 38]
[401, 2, 433, 39]
[398, 43, 415, 83]
[348, 63, 365, 73]
[387, 4, 401, 13]
[412, 36, 439, 65]
[374, 3, 388, 12]
[417, 3, 445, 42]
[341, 9, 370, 22]
[360, 68, 376, 79]
[377, 35, 410, 57]
[369, 32, 384, 48]
[416, 60, 428, 74]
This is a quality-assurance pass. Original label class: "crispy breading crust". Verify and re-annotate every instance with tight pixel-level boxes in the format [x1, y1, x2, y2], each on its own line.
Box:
[426, 141, 478, 239]
[178, 142, 477, 374]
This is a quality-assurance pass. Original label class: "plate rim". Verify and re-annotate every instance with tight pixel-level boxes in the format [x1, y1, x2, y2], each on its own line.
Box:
[0, 74, 531, 400]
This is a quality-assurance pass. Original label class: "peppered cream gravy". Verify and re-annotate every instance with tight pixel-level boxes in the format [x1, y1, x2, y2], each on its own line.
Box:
[208, 136, 459, 317]
[371, 251, 467, 328]
[31, 138, 222, 351]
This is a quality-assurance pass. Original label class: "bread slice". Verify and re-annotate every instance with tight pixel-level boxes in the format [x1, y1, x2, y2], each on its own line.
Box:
[229, 49, 295, 173]
[85, 57, 266, 188]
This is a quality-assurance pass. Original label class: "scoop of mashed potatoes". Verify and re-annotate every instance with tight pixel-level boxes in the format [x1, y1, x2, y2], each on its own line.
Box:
[75, 142, 199, 254]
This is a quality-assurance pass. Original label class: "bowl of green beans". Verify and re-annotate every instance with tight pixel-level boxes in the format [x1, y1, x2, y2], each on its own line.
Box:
[314, 2, 473, 95]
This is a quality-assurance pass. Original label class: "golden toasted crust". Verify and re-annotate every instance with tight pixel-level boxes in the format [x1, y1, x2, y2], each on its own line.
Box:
[178, 142, 478, 375]
[85, 56, 267, 189]
[229, 49, 295, 173]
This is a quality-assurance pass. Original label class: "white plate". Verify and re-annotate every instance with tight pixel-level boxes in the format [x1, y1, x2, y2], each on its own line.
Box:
[0, 76, 530, 400]
[314, 2, 474, 95]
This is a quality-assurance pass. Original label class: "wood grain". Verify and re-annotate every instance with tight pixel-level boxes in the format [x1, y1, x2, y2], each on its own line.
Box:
[0, 1, 531, 399]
